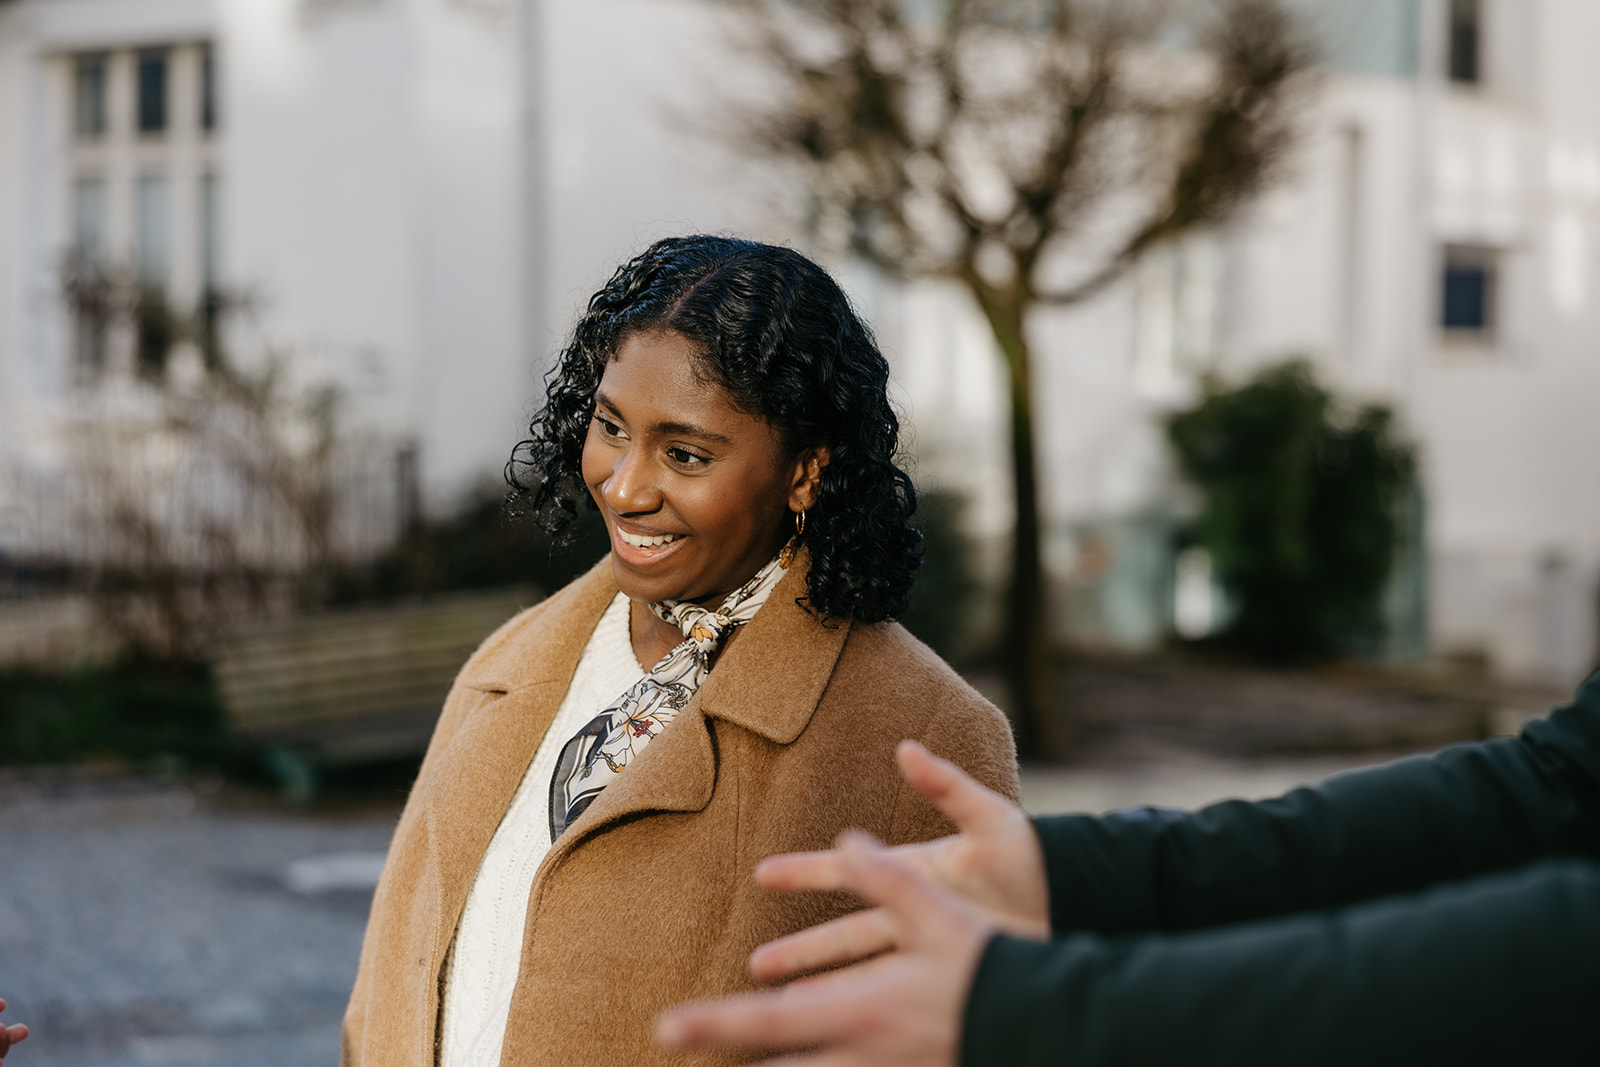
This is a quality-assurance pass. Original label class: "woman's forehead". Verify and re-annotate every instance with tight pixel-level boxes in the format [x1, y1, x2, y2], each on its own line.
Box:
[599, 332, 774, 442]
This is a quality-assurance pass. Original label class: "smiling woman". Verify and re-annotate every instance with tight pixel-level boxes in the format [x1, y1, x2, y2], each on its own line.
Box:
[340, 236, 1019, 1067]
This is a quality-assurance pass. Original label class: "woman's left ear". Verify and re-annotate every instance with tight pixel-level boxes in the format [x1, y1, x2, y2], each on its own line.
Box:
[788, 447, 830, 513]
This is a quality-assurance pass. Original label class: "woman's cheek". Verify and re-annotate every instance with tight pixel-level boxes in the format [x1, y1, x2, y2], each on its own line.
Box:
[580, 434, 609, 498]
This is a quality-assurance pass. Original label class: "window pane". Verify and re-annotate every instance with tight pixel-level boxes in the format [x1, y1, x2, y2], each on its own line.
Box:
[71, 176, 111, 375]
[201, 45, 217, 131]
[72, 176, 107, 262]
[1448, 0, 1481, 84]
[200, 172, 223, 367]
[136, 173, 171, 287]
[137, 50, 168, 133]
[74, 305, 110, 376]
[1442, 266, 1488, 328]
[200, 172, 220, 288]
[73, 56, 107, 138]
[1441, 246, 1496, 333]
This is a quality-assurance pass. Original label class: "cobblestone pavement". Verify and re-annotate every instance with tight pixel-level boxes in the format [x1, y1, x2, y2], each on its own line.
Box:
[0, 743, 1444, 1066]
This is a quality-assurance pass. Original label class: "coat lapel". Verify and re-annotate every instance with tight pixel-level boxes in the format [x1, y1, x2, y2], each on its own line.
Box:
[422, 549, 854, 941]
[424, 560, 619, 949]
[544, 550, 852, 855]
[696, 547, 853, 746]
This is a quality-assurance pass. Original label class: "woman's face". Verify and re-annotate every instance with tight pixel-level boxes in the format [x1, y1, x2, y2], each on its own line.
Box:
[582, 330, 822, 607]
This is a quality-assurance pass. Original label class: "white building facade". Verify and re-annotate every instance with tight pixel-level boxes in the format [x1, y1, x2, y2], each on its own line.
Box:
[1, 0, 1595, 686]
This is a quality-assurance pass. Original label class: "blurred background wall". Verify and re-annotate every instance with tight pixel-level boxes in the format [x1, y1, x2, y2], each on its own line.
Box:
[1, 0, 1595, 689]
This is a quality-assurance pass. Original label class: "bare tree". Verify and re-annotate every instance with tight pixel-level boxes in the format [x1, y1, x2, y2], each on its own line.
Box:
[723, 0, 1313, 755]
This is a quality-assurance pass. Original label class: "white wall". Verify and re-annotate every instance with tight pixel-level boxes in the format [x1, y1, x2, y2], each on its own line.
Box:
[537, 0, 788, 344]
[219, 0, 528, 511]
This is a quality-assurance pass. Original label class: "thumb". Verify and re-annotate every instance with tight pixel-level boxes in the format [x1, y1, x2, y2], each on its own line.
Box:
[897, 740, 1021, 838]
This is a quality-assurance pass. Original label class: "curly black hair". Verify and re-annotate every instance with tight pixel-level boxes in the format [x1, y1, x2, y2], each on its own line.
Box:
[505, 235, 921, 622]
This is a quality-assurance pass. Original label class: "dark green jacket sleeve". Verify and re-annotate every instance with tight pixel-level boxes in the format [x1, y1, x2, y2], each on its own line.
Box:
[963, 857, 1600, 1067]
[1035, 667, 1600, 934]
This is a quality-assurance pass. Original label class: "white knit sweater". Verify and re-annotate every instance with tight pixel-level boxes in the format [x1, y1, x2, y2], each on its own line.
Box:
[438, 592, 644, 1067]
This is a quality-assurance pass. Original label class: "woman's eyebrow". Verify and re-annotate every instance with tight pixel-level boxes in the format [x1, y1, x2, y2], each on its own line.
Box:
[653, 419, 734, 446]
[594, 391, 734, 446]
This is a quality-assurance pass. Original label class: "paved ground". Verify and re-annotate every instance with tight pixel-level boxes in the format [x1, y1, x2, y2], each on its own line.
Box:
[0, 745, 1417, 1067]
[0, 774, 399, 1066]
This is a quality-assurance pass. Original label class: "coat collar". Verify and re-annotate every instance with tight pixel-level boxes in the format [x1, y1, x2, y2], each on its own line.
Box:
[692, 547, 852, 745]
[424, 548, 852, 959]
[454, 546, 850, 744]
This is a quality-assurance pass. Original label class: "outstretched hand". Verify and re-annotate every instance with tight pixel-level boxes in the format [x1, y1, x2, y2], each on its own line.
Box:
[749, 739, 1048, 982]
[0, 997, 28, 1065]
[655, 829, 992, 1066]
[654, 740, 1051, 1065]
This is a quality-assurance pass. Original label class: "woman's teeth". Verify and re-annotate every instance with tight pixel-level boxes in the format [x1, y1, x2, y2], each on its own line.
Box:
[619, 530, 679, 549]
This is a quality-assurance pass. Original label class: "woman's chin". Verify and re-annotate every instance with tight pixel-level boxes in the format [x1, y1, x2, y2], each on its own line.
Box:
[609, 538, 694, 601]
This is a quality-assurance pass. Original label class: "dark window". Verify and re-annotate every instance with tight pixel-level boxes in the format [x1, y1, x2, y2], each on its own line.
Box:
[135, 286, 177, 378]
[137, 50, 168, 133]
[73, 56, 107, 138]
[200, 45, 217, 132]
[199, 172, 222, 368]
[1441, 245, 1496, 334]
[1448, 0, 1482, 85]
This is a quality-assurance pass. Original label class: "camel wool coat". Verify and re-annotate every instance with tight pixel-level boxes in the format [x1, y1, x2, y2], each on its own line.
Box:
[341, 552, 1020, 1066]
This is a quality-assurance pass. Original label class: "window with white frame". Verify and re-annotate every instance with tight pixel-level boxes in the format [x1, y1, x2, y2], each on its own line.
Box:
[62, 42, 219, 382]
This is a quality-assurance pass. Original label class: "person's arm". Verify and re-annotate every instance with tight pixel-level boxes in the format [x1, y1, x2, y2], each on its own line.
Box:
[966, 856, 1600, 1067]
[1039, 667, 1600, 933]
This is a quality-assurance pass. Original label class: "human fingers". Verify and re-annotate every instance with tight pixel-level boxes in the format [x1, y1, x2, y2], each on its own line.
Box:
[749, 907, 897, 982]
[657, 970, 874, 1052]
[758, 837, 949, 895]
[830, 830, 986, 946]
[756, 848, 850, 893]
[896, 741, 1025, 840]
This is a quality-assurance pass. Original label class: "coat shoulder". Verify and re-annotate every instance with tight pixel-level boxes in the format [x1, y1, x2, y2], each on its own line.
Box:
[837, 619, 1001, 722]
[833, 620, 1019, 801]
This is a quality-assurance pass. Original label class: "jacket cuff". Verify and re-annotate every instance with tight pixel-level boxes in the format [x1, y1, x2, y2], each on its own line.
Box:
[960, 933, 1066, 1067]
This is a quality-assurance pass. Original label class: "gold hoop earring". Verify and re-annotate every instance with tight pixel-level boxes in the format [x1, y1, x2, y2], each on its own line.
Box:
[795, 509, 806, 538]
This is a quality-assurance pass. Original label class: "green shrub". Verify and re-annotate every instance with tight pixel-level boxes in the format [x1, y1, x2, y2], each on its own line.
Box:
[1166, 360, 1417, 661]
[0, 657, 228, 767]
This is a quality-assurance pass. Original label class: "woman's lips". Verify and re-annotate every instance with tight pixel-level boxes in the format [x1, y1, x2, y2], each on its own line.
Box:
[609, 518, 687, 566]
[617, 529, 679, 549]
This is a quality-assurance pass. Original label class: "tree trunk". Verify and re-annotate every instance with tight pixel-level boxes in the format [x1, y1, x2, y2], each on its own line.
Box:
[974, 285, 1064, 759]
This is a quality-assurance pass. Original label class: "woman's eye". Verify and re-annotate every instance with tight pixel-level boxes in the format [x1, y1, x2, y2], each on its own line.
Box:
[592, 413, 626, 439]
[666, 447, 709, 468]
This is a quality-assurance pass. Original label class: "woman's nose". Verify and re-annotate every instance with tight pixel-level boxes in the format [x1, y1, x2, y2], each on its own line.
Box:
[603, 444, 661, 515]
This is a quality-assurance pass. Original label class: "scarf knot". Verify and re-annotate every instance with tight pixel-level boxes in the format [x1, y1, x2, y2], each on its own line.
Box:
[548, 540, 796, 840]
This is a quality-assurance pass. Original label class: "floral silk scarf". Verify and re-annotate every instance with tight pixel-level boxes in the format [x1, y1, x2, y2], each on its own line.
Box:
[547, 540, 797, 841]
